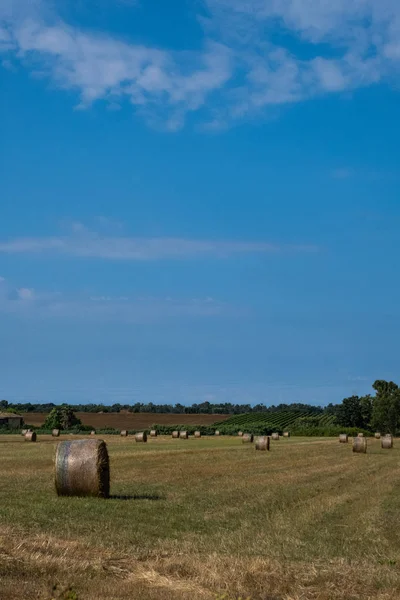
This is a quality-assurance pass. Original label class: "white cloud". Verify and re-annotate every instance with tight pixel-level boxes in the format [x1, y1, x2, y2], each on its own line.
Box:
[0, 225, 317, 260]
[1, 0, 399, 126]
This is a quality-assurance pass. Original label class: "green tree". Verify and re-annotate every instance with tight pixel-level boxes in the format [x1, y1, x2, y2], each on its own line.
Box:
[335, 395, 366, 428]
[44, 406, 82, 430]
[371, 380, 400, 434]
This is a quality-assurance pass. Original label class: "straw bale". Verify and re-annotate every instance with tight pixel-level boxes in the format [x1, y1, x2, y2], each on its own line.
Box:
[271, 433, 280, 440]
[215, 430, 220, 436]
[238, 431, 243, 437]
[120, 430, 128, 437]
[52, 429, 60, 437]
[90, 430, 96, 435]
[21, 429, 30, 436]
[25, 431, 36, 442]
[150, 430, 157, 437]
[352, 437, 367, 453]
[55, 439, 110, 498]
[375, 432, 381, 439]
[172, 431, 179, 438]
[135, 432, 147, 443]
[357, 433, 364, 437]
[283, 432, 290, 438]
[381, 435, 393, 449]
[194, 431, 201, 438]
[255, 436, 270, 451]
[339, 434, 348, 443]
[179, 430, 189, 439]
[242, 433, 254, 443]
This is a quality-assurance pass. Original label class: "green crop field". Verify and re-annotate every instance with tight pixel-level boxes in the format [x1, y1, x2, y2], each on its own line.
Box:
[1, 434, 400, 600]
[214, 409, 333, 431]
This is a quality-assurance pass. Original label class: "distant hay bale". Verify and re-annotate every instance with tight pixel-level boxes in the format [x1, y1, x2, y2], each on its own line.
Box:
[352, 436, 367, 453]
[52, 429, 60, 437]
[339, 434, 348, 443]
[215, 431, 220, 436]
[238, 431, 243, 437]
[375, 432, 381, 439]
[194, 431, 201, 438]
[179, 431, 189, 439]
[25, 431, 36, 442]
[255, 436, 270, 451]
[381, 435, 393, 449]
[271, 433, 280, 441]
[55, 439, 110, 498]
[90, 430, 96, 435]
[242, 433, 254, 443]
[135, 432, 147, 443]
[21, 429, 30, 436]
[120, 430, 128, 437]
[283, 432, 290, 438]
[172, 431, 179, 439]
[150, 430, 157, 437]
[357, 433, 364, 437]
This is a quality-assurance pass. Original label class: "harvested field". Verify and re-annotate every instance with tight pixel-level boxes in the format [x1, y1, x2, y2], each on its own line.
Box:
[1, 435, 400, 600]
[21, 412, 230, 429]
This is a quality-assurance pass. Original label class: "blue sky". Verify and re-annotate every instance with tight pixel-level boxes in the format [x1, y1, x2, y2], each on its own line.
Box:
[1, 0, 400, 406]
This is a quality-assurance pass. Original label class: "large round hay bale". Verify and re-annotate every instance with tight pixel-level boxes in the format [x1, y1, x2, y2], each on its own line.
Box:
[375, 432, 381, 439]
[172, 431, 179, 439]
[255, 436, 270, 451]
[381, 435, 393, 449]
[238, 431, 243, 437]
[215, 430, 220, 436]
[135, 432, 147, 443]
[194, 431, 201, 438]
[357, 433, 364, 437]
[271, 433, 279, 441]
[352, 437, 367, 453]
[242, 433, 254, 443]
[283, 432, 290, 438]
[120, 430, 128, 437]
[339, 434, 348, 443]
[25, 431, 36, 442]
[52, 429, 60, 437]
[179, 430, 188, 439]
[55, 439, 110, 498]
[150, 430, 157, 437]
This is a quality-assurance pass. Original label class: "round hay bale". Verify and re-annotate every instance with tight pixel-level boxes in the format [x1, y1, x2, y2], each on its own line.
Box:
[357, 433, 364, 437]
[21, 429, 30, 436]
[283, 432, 290, 438]
[352, 436, 367, 453]
[375, 432, 381, 439]
[55, 439, 110, 498]
[255, 436, 270, 451]
[135, 432, 147, 443]
[52, 429, 60, 437]
[90, 430, 96, 436]
[172, 431, 179, 439]
[238, 431, 243, 437]
[339, 434, 348, 443]
[120, 430, 128, 437]
[25, 431, 36, 442]
[179, 430, 189, 439]
[215, 430, 220, 436]
[271, 433, 280, 441]
[242, 433, 254, 443]
[194, 431, 201, 438]
[381, 435, 393, 449]
[150, 430, 157, 437]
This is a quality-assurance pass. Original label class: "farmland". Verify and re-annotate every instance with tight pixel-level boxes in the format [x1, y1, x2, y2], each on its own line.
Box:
[22, 412, 231, 429]
[215, 410, 337, 431]
[1, 434, 400, 600]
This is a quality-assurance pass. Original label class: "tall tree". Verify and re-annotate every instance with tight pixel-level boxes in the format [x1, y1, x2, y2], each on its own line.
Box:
[372, 380, 400, 434]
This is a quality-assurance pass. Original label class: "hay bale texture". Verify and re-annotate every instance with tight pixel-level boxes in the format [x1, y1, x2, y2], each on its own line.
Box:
[194, 431, 201, 438]
[238, 431, 243, 437]
[215, 431, 220, 436]
[120, 430, 128, 437]
[271, 433, 279, 441]
[25, 431, 36, 442]
[353, 436, 367, 453]
[375, 432, 381, 439]
[55, 439, 110, 498]
[242, 433, 254, 443]
[172, 431, 179, 439]
[255, 436, 270, 451]
[381, 435, 393, 449]
[283, 432, 290, 438]
[339, 434, 348, 443]
[135, 432, 147, 443]
[150, 430, 157, 437]
[179, 431, 189, 439]
[52, 429, 60, 437]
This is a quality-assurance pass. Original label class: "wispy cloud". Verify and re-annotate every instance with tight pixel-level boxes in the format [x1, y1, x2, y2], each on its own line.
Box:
[1, 0, 399, 127]
[0, 224, 317, 260]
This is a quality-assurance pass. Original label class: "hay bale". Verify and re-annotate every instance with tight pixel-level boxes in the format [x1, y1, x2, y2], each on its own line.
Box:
[120, 430, 128, 437]
[172, 431, 179, 439]
[242, 433, 254, 443]
[25, 431, 36, 442]
[357, 433, 364, 437]
[55, 439, 110, 498]
[194, 431, 201, 438]
[375, 432, 381, 439]
[238, 431, 243, 437]
[21, 429, 30, 436]
[271, 433, 279, 441]
[150, 430, 157, 437]
[52, 429, 60, 437]
[135, 432, 147, 443]
[255, 436, 270, 451]
[339, 434, 348, 443]
[215, 430, 220, 436]
[381, 435, 393, 449]
[179, 430, 189, 439]
[352, 436, 367, 453]
[283, 432, 290, 438]
[90, 430, 96, 436]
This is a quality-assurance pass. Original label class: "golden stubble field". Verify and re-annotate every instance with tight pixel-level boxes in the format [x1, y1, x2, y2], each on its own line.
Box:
[1, 435, 400, 600]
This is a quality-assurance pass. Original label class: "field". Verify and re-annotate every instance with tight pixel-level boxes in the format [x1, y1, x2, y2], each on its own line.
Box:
[21, 412, 230, 429]
[215, 411, 337, 430]
[1, 435, 400, 600]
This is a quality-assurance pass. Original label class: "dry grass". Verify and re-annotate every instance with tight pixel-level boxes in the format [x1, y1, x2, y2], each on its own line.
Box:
[1, 435, 400, 600]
